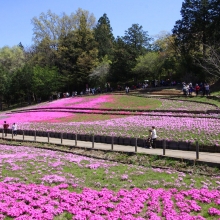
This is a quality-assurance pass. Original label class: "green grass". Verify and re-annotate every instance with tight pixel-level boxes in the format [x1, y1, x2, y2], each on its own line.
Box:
[54, 212, 73, 220]
[57, 113, 126, 122]
[196, 201, 220, 220]
[170, 96, 220, 107]
[211, 90, 220, 96]
[1, 153, 219, 192]
[100, 95, 162, 110]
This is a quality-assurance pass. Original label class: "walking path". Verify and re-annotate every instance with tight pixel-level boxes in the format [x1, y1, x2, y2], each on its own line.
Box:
[1, 132, 220, 166]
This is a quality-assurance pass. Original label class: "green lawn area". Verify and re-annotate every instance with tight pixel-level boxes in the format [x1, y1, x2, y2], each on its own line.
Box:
[211, 90, 220, 97]
[165, 95, 220, 107]
[100, 95, 162, 110]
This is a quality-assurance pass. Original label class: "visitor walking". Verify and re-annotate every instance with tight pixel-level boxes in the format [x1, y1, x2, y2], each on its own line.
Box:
[182, 84, 189, 96]
[205, 83, 210, 96]
[12, 123, 17, 136]
[195, 84, 200, 96]
[3, 121, 9, 137]
[189, 82, 193, 95]
[151, 126, 157, 149]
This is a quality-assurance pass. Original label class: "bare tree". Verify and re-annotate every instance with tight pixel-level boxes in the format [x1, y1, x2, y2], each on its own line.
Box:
[89, 56, 111, 87]
[31, 8, 96, 45]
[196, 44, 220, 78]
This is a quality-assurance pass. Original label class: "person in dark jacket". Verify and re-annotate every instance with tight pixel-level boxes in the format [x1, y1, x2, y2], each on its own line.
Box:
[3, 121, 9, 137]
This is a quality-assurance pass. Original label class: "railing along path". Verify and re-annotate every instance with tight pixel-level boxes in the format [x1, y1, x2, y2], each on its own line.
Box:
[1, 129, 220, 166]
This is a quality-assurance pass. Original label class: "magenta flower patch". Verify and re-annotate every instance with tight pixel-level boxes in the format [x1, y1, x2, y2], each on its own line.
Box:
[0, 183, 219, 219]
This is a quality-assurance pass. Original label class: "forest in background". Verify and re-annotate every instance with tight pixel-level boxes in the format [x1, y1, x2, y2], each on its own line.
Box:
[0, 0, 220, 107]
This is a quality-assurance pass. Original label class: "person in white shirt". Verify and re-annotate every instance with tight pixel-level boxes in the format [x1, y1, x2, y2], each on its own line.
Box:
[182, 84, 189, 96]
[12, 123, 17, 136]
[205, 83, 210, 96]
[151, 126, 157, 148]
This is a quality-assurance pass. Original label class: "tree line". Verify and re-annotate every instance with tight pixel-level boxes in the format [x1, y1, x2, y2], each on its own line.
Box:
[0, 0, 220, 108]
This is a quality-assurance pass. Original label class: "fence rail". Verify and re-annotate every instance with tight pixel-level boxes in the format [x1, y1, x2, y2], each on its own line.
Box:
[0, 129, 219, 159]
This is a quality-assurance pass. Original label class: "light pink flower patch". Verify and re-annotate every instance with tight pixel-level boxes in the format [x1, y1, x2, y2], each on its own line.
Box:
[44, 97, 84, 108]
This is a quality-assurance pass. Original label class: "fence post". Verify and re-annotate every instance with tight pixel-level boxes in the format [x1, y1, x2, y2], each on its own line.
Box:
[196, 141, 199, 160]
[34, 130, 36, 142]
[61, 133, 63, 144]
[23, 130, 24, 141]
[163, 140, 166, 155]
[92, 135, 94, 148]
[75, 133, 77, 147]
[48, 132, 50, 143]
[135, 138, 137, 152]
[111, 135, 114, 150]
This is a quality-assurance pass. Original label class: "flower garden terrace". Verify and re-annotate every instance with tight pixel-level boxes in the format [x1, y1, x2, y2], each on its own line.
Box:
[1, 94, 220, 147]
[0, 144, 220, 219]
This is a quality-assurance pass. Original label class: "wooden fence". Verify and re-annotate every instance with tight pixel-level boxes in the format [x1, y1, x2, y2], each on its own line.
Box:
[0, 128, 219, 157]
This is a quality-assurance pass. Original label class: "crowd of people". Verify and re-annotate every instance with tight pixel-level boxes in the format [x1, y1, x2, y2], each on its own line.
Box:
[182, 82, 210, 96]
[58, 80, 182, 98]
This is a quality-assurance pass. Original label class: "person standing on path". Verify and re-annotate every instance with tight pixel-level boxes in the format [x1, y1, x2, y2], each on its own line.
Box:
[189, 82, 193, 95]
[195, 84, 200, 96]
[145, 129, 152, 148]
[12, 123, 17, 136]
[205, 83, 210, 96]
[125, 86, 130, 94]
[3, 121, 9, 137]
[151, 126, 157, 149]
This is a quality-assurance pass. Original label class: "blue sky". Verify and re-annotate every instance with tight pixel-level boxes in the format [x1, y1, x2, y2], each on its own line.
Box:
[0, 0, 183, 48]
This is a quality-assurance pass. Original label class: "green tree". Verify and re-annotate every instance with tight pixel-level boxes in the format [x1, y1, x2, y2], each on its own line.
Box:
[18, 42, 24, 50]
[0, 46, 25, 73]
[123, 24, 151, 56]
[194, 0, 220, 79]
[110, 25, 151, 84]
[0, 65, 8, 110]
[31, 8, 96, 70]
[132, 52, 165, 81]
[209, 0, 220, 43]
[57, 10, 98, 91]
[172, 0, 216, 80]
[72, 8, 96, 30]
[152, 32, 180, 80]
[30, 36, 57, 67]
[0, 46, 26, 108]
[9, 64, 34, 105]
[32, 65, 59, 100]
[94, 13, 114, 60]
[110, 37, 134, 84]
[172, 0, 212, 56]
